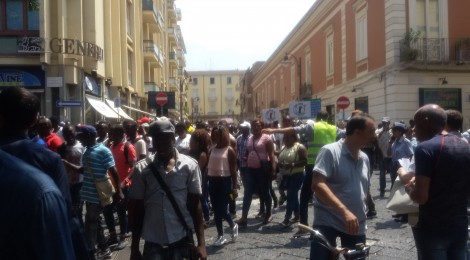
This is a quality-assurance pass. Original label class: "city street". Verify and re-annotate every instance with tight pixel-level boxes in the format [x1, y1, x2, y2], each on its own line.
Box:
[113, 169, 418, 259]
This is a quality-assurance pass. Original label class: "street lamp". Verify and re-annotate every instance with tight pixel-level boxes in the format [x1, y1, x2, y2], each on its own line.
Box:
[281, 52, 302, 100]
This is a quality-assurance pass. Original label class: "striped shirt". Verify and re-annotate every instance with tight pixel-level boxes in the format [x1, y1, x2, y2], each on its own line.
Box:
[81, 143, 115, 204]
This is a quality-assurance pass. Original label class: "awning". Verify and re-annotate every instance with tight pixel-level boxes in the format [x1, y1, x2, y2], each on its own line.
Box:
[86, 95, 118, 118]
[105, 99, 133, 120]
[122, 105, 156, 118]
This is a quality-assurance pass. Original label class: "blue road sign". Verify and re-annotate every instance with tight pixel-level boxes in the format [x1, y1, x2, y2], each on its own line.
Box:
[56, 100, 82, 107]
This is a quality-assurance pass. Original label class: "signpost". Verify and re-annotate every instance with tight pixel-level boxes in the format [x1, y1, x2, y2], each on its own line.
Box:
[56, 100, 82, 108]
[336, 96, 350, 120]
[156, 92, 168, 116]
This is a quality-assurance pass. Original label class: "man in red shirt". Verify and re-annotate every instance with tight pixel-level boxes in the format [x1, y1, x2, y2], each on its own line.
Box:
[103, 124, 137, 250]
[37, 116, 63, 152]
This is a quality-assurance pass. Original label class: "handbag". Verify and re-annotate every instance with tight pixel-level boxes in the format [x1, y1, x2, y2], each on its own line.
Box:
[252, 137, 272, 174]
[386, 177, 419, 214]
[148, 162, 198, 260]
[85, 159, 115, 207]
[386, 135, 445, 214]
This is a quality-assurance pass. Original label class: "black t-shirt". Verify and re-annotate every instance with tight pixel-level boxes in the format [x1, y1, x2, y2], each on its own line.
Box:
[415, 133, 470, 228]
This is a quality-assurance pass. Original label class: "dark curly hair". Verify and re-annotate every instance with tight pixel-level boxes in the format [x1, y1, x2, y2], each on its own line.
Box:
[190, 129, 210, 154]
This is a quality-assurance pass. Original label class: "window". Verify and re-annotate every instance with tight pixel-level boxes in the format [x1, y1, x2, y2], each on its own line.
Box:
[192, 77, 198, 85]
[210, 77, 215, 84]
[227, 76, 232, 84]
[326, 34, 334, 76]
[414, 0, 440, 38]
[191, 88, 199, 99]
[290, 65, 295, 95]
[305, 54, 312, 84]
[1, 0, 39, 33]
[128, 51, 133, 85]
[356, 9, 368, 61]
[126, 1, 133, 36]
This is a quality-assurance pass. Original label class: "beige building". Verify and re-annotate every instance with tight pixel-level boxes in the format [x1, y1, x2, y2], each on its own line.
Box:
[246, 0, 470, 129]
[187, 70, 245, 124]
[0, 0, 186, 124]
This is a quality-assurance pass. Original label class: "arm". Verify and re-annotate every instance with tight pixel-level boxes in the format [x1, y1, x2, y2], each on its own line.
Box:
[108, 166, 123, 199]
[265, 137, 277, 179]
[198, 152, 208, 172]
[397, 167, 415, 184]
[262, 127, 296, 136]
[188, 193, 207, 260]
[228, 147, 239, 189]
[311, 172, 359, 235]
[406, 175, 430, 204]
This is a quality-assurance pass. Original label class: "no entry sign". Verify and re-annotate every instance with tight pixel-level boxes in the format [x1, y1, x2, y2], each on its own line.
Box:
[336, 96, 350, 110]
[155, 92, 168, 106]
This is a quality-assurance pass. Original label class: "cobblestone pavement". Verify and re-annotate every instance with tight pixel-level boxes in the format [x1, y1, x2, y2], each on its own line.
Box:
[113, 170, 418, 259]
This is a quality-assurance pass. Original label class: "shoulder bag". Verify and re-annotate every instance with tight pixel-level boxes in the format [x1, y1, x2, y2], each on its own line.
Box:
[148, 162, 198, 260]
[84, 157, 115, 207]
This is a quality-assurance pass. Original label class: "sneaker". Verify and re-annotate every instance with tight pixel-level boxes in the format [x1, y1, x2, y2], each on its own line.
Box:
[231, 224, 238, 242]
[366, 211, 377, 219]
[213, 235, 227, 247]
[293, 229, 310, 238]
[96, 248, 112, 259]
[281, 219, 290, 227]
[114, 240, 127, 250]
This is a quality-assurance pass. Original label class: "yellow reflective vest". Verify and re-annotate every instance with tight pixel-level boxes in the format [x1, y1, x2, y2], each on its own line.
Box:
[307, 121, 336, 165]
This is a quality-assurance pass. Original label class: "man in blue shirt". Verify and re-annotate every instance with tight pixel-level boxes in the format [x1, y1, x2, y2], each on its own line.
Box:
[0, 149, 75, 260]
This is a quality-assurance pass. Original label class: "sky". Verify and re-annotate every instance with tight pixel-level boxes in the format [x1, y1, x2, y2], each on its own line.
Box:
[177, 0, 316, 71]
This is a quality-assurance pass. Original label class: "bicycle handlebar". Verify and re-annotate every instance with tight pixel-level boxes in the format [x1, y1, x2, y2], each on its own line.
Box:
[297, 224, 370, 259]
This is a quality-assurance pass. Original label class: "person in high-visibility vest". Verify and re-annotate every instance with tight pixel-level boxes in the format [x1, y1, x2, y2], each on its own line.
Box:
[263, 111, 341, 236]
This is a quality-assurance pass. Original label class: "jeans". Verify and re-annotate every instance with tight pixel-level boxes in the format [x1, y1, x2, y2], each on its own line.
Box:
[412, 225, 468, 260]
[103, 187, 129, 236]
[70, 182, 83, 225]
[310, 225, 366, 260]
[378, 156, 392, 194]
[242, 168, 272, 217]
[84, 202, 107, 251]
[299, 165, 314, 225]
[142, 238, 193, 260]
[208, 176, 235, 236]
[284, 171, 305, 220]
[200, 174, 210, 221]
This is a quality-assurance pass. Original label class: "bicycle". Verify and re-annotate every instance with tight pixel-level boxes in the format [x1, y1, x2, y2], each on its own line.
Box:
[297, 224, 370, 260]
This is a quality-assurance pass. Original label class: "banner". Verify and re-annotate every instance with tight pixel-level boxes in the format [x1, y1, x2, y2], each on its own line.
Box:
[261, 108, 281, 123]
[288, 99, 321, 119]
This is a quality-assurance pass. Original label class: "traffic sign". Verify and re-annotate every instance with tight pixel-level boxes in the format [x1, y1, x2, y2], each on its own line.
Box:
[56, 100, 82, 108]
[336, 96, 350, 110]
[155, 92, 168, 106]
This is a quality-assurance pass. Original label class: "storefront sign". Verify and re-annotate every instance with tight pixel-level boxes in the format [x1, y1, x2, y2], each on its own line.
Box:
[0, 68, 43, 89]
[49, 38, 104, 61]
[419, 88, 461, 111]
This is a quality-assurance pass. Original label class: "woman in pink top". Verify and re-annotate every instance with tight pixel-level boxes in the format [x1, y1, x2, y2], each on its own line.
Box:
[238, 119, 276, 226]
[207, 125, 239, 246]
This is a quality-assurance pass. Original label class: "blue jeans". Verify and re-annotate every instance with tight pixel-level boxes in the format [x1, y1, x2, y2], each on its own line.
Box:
[84, 202, 108, 251]
[412, 226, 468, 260]
[378, 156, 391, 194]
[242, 167, 272, 217]
[284, 171, 305, 220]
[299, 165, 314, 225]
[208, 176, 235, 236]
[310, 225, 366, 260]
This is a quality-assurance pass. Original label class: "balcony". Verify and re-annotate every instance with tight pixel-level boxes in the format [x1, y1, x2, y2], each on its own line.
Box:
[144, 82, 160, 92]
[169, 51, 177, 65]
[142, 0, 164, 31]
[143, 40, 164, 67]
[176, 8, 182, 21]
[167, 27, 177, 41]
[399, 37, 470, 66]
[167, 0, 177, 19]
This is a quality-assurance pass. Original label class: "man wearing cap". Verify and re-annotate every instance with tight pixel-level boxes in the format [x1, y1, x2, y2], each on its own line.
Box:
[237, 121, 252, 186]
[175, 121, 191, 155]
[376, 117, 393, 197]
[387, 122, 414, 187]
[76, 125, 123, 258]
[128, 120, 207, 260]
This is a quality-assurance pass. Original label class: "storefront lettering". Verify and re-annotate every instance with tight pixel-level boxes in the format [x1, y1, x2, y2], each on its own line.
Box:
[49, 38, 104, 61]
[0, 72, 24, 86]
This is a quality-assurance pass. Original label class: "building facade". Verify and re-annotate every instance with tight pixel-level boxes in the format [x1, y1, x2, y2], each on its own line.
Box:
[0, 0, 186, 124]
[248, 0, 470, 129]
[188, 70, 245, 124]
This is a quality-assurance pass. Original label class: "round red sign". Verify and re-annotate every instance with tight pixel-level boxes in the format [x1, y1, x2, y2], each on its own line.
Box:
[336, 96, 350, 110]
[155, 92, 168, 106]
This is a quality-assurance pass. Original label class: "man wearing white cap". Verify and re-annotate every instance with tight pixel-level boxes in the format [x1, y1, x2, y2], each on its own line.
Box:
[237, 121, 252, 186]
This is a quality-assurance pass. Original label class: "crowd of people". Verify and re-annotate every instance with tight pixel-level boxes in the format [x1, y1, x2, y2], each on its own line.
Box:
[1, 86, 470, 260]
